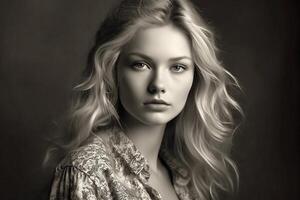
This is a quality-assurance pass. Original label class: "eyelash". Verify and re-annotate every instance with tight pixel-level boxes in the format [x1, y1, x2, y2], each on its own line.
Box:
[130, 61, 188, 73]
[170, 64, 187, 73]
[131, 62, 150, 70]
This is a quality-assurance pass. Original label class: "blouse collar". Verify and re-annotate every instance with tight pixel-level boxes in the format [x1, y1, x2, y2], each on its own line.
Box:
[110, 130, 151, 182]
[108, 129, 190, 185]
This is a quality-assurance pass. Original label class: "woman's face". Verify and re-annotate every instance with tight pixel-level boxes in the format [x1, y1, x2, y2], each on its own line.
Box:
[117, 24, 194, 126]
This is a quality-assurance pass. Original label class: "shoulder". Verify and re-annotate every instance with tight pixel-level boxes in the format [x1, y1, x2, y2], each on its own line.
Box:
[50, 132, 115, 199]
[57, 132, 113, 178]
[50, 133, 115, 200]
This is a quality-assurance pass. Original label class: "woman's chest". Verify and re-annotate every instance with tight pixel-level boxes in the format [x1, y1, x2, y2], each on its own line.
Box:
[107, 166, 180, 200]
[147, 174, 180, 200]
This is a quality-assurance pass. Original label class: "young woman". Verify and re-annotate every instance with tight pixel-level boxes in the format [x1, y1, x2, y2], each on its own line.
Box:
[49, 0, 242, 199]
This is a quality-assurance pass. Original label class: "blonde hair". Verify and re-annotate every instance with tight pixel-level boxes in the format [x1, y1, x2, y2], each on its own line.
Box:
[50, 0, 242, 199]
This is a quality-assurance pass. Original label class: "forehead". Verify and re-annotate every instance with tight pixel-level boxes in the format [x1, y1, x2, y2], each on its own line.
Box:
[122, 24, 192, 59]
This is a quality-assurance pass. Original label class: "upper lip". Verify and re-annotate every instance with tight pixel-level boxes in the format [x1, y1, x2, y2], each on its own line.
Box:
[144, 99, 170, 105]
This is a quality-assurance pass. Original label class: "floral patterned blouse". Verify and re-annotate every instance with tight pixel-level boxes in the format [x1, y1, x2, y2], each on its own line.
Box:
[49, 129, 198, 200]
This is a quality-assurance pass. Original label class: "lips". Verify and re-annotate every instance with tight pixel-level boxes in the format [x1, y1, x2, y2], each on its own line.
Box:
[144, 99, 170, 105]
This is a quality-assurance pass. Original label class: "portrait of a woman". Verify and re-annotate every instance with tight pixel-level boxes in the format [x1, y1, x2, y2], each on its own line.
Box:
[1, 0, 298, 199]
[49, 0, 241, 199]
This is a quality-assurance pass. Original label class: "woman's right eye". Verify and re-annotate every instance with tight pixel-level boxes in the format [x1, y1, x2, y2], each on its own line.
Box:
[131, 62, 150, 71]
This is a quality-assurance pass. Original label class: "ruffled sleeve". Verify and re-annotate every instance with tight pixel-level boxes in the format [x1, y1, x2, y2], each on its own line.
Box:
[49, 166, 112, 200]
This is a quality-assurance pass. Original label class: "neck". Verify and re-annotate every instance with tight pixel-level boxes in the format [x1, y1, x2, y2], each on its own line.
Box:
[121, 115, 166, 172]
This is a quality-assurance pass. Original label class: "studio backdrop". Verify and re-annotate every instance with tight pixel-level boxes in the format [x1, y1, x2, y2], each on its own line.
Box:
[0, 0, 298, 199]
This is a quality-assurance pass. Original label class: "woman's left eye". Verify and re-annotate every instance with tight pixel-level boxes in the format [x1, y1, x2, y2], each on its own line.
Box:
[170, 64, 187, 73]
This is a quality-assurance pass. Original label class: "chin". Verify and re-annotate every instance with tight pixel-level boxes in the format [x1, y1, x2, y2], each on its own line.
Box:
[138, 113, 176, 126]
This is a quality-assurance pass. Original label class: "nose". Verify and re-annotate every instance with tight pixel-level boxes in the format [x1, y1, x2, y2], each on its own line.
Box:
[147, 69, 166, 94]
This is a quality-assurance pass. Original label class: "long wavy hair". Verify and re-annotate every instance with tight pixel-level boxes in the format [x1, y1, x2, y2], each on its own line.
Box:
[49, 0, 242, 199]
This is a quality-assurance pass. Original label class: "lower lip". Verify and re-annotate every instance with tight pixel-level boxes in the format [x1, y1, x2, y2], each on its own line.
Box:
[144, 103, 170, 111]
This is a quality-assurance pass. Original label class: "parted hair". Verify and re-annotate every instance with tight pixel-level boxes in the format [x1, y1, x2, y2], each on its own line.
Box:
[48, 0, 242, 199]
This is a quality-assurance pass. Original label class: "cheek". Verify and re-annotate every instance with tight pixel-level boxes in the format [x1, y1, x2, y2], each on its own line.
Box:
[118, 71, 147, 105]
[173, 74, 194, 108]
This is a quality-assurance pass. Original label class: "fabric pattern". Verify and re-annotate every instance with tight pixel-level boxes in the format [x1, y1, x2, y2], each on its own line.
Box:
[49, 129, 198, 200]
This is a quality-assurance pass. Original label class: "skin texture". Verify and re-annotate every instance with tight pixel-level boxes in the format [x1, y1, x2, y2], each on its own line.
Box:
[117, 24, 195, 126]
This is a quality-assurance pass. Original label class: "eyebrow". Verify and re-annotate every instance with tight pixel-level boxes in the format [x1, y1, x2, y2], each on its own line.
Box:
[126, 52, 192, 62]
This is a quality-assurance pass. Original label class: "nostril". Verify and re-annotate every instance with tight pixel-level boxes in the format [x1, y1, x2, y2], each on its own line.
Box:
[148, 85, 166, 94]
[148, 85, 156, 94]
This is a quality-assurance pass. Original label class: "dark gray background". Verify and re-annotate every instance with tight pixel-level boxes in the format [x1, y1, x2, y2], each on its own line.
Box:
[0, 0, 299, 199]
